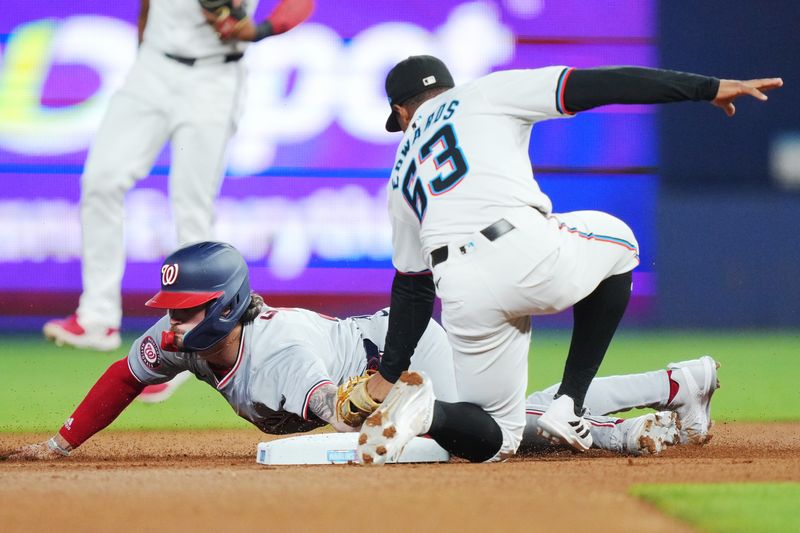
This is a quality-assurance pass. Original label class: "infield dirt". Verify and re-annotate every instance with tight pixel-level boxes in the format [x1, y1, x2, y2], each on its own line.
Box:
[2, 422, 798, 532]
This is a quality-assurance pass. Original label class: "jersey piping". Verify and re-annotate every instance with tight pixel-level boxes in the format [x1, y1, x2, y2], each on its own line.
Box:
[216, 330, 246, 389]
[557, 221, 639, 252]
[555, 67, 576, 115]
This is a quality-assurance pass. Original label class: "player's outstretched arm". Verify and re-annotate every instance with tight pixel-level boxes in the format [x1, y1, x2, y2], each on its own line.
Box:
[3, 434, 73, 461]
[563, 66, 782, 115]
[712, 78, 783, 117]
[2, 358, 146, 461]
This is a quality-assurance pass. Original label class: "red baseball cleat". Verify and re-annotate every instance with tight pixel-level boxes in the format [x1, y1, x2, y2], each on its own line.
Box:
[43, 314, 121, 352]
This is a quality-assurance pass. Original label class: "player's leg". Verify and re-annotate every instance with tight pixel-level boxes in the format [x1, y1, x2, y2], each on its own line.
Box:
[555, 269, 632, 410]
[168, 121, 232, 244]
[535, 370, 669, 416]
[530, 355, 720, 445]
[526, 210, 639, 447]
[419, 247, 535, 462]
[169, 61, 242, 244]
[78, 90, 171, 324]
[550, 211, 639, 408]
[522, 397, 679, 455]
[427, 315, 530, 462]
[43, 58, 172, 350]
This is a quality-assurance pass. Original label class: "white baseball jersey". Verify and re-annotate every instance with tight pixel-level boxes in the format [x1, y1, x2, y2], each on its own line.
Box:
[387, 67, 573, 273]
[127, 307, 456, 434]
[144, 0, 260, 58]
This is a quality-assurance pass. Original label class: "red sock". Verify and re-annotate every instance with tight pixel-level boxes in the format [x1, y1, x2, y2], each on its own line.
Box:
[666, 369, 680, 404]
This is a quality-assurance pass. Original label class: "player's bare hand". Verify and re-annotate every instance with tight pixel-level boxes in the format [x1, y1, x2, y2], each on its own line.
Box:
[366, 372, 394, 403]
[3, 442, 64, 461]
[712, 78, 783, 117]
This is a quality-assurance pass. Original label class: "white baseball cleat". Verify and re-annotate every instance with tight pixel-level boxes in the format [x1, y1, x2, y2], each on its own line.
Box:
[357, 371, 436, 466]
[537, 394, 593, 452]
[43, 314, 121, 352]
[136, 371, 193, 403]
[667, 355, 720, 444]
[623, 411, 680, 455]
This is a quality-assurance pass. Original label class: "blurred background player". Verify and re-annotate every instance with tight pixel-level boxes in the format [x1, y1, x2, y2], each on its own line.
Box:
[40, 2, 312, 345]
[6, 241, 718, 461]
[41, 0, 313, 400]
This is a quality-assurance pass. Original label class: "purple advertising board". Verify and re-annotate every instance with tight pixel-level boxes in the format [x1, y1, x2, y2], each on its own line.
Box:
[0, 1, 657, 323]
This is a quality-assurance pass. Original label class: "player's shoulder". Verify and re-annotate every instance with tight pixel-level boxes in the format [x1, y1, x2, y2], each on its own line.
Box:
[471, 66, 568, 91]
[250, 307, 318, 345]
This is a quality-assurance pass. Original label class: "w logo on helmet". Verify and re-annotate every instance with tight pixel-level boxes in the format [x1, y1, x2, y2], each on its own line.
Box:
[161, 264, 180, 286]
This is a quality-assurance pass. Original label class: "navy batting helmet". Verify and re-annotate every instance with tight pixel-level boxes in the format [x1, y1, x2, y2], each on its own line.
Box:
[146, 241, 251, 351]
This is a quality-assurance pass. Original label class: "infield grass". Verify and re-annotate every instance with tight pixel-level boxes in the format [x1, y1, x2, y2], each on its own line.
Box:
[631, 483, 800, 533]
[0, 329, 798, 433]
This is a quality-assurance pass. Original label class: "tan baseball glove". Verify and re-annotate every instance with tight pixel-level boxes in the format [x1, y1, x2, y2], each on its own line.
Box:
[336, 371, 381, 427]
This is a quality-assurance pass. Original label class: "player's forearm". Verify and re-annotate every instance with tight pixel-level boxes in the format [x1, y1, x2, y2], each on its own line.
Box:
[58, 358, 146, 449]
[563, 66, 720, 113]
[261, 0, 314, 36]
[308, 384, 355, 432]
[378, 271, 436, 383]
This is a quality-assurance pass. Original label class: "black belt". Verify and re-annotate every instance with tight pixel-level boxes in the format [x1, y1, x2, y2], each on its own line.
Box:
[164, 52, 244, 66]
[430, 218, 515, 268]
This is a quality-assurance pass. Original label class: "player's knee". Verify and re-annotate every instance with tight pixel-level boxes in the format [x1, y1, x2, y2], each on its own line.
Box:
[464, 417, 505, 463]
[81, 166, 135, 199]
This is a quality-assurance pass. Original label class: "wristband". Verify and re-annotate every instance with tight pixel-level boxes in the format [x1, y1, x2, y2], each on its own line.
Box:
[47, 437, 72, 456]
[254, 20, 274, 41]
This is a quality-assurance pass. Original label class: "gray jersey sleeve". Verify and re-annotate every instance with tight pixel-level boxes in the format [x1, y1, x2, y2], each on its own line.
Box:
[253, 345, 334, 421]
[126, 315, 189, 384]
[475, 67, 575, 122]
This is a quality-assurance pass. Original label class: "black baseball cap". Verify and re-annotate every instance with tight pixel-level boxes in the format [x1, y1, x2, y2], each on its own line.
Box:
[384, 55, 455, 132]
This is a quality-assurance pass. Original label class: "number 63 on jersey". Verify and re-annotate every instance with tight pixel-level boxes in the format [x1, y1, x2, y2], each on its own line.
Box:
[394, 123, 469, 222]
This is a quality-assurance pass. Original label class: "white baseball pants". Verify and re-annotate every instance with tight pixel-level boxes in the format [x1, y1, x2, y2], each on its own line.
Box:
[78, 46, 245, 329]
[434, 206, 640, 457]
